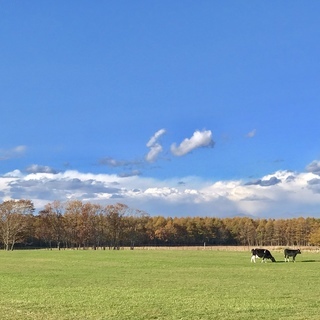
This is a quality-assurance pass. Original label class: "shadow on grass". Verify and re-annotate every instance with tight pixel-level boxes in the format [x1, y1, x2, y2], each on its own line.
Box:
[251, 259, 320, 264]
[275, 260, 320, 263]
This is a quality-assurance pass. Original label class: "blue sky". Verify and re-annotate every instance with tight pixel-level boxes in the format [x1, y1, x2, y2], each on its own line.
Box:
[1, 2, 320, 218]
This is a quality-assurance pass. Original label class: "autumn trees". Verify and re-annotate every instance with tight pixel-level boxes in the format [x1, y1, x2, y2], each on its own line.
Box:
[1, 199, 320, 249]
[0, 200, 34, 250]
[36, 201, 64, 249]
[34, 201, 149, 250]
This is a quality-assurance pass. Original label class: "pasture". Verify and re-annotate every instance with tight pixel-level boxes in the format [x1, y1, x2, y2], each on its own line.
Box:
[0, 248, 319, 319]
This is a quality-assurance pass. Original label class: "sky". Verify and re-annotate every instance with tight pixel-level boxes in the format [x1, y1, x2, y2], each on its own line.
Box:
[1, 1, 320, 218]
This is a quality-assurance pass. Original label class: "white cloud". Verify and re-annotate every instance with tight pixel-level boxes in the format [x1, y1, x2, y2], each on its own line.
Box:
[99, 128, 214, 170]
[2, 163, 320, 218]
[145, 129, 166, 163]
[3, 170, 23, 178]
[146, 129, 166, 148]
[0, 145, 27, 160]
[146, 143, 163, 163]
[170, 130, 214, 156]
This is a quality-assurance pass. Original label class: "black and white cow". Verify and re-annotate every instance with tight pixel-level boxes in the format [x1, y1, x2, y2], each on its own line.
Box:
[284, 248, 301, 262]
[251, 248, 276, 263]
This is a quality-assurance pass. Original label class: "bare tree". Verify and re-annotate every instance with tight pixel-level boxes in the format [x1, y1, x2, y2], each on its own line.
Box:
[0, 200, 34, 250]
[105, 203, 128, 249]
[64, 200, 83, 248]
[79, 203, 103, 249]
[63, 201, 103, 249]
[124, 209, 149, 249]
[36, 201, 65, 250]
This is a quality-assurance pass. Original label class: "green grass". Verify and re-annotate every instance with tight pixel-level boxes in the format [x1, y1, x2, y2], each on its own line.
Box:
[0, 249, 319, 319]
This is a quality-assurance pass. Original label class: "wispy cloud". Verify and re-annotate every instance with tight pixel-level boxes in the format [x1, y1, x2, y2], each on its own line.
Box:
[146, 129, 166, 148]
[171, 130, 214, 156]
[98, 157, 141, 168]
[99, 128, 214, 173]
[246, 129, 256, 138]
[145, 129, 166, 163]
[146, 144, 163, 163]
[26, 164, 58, 174]
[117, 170, 141, 178]
[0, 145, 27, 160]
[98, 157, 143, 178]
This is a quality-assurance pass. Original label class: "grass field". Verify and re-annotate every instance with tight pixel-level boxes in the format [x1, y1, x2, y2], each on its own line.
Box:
[0, 248, 319, 320]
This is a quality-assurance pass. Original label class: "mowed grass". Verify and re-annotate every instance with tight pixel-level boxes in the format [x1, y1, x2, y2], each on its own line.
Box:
[0, 249, 319, 320]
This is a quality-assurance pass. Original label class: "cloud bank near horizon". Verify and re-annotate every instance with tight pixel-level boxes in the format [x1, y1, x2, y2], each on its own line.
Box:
[2, 131, 320, 219]
[1, 161, 320, 219]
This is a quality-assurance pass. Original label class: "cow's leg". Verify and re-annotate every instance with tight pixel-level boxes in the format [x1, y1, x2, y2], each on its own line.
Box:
[251, 255, 256, 263]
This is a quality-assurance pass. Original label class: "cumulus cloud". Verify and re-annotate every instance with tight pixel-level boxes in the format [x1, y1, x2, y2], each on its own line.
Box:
[307, 178, 320, 194]
[3, 170, 23, 178]
[0, 145, 27, 160]
[240, 195, 271, 202]
[245, 176, 281, 187]
[286, 175, 295, 182]
[307, 178, 320, 185]
[306, 160, 320, 175]
[170, 130, 214, 156]
[2, 161, 320, 218]
[145, 129, 166, 163]
[6, 172, 123, 205]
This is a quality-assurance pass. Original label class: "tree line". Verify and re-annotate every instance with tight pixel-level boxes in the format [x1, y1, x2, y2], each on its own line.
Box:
[1, 199, 320, 250]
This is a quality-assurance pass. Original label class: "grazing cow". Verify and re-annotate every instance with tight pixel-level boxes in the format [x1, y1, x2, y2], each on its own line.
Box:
[284, 248, 301, 262]
[251, 248, 276, 263]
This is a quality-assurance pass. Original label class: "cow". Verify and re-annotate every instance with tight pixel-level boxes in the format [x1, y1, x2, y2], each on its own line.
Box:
[251, 248, 276, 263]
[284, 248, 301, 262]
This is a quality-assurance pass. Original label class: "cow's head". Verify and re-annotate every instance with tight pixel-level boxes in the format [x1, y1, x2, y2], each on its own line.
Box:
[297, 249, 302, 254]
